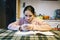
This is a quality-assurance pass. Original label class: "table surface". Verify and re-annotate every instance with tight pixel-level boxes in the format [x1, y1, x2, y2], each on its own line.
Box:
[0, 29, 60, 40]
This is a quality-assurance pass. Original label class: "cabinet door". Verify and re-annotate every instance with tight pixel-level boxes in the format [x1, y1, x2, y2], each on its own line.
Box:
[0, 0, 16, 29]
[6, 0, 16, 27]
[0, 0, 6, 28]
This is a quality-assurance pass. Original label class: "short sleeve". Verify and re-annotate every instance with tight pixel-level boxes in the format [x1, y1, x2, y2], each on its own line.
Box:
[19, 18, 24, 25]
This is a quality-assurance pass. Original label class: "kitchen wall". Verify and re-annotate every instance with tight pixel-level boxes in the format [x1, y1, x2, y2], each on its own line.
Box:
[20, 0, 60, 19]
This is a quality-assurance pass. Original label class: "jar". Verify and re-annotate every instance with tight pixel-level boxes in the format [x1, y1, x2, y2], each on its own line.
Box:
[43, 16, 49, 20]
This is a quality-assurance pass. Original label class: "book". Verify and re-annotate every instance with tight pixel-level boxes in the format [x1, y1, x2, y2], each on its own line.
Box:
[15, 31, 54, 36]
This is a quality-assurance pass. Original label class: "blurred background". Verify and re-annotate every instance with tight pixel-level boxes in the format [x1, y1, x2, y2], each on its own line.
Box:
[0, 0, 60, 30]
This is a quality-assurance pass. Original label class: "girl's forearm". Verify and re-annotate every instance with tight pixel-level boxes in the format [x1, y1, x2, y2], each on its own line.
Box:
[33, 24, 52, 31]
[8, 23, 20, 30]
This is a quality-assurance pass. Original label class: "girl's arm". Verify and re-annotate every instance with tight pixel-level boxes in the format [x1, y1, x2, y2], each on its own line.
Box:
[32, 18, 52, 31]
[8, 20, 20, 30]
[33, 22, 52, 31]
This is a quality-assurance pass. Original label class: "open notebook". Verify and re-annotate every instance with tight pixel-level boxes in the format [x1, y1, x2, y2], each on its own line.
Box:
[15, 31, 54, 36]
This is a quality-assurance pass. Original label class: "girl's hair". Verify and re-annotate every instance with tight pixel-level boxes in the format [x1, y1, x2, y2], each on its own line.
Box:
[23, 5, 36, 16]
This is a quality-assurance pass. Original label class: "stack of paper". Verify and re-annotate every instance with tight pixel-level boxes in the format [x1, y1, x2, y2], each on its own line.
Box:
[15, 31, 54, 36]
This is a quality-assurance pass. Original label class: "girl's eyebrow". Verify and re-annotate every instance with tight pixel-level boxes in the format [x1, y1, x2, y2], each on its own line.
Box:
[24, 15, 32, 16]
[25, 15, 32, 17]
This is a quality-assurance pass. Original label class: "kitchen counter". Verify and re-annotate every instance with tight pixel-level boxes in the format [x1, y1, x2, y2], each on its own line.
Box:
[43, 20, 60, 28]
[43, 20, 60, 22]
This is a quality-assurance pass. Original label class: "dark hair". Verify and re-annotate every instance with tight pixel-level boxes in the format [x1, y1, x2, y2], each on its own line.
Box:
[23, 5, 36, 16]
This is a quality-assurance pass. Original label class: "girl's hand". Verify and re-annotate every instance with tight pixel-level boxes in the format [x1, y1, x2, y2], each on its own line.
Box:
[25, 25, 33, 30]
[21, 24, 33, 31]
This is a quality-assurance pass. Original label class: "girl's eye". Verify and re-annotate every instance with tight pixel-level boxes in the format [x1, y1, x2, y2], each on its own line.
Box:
[29, 15, 32, 17]
[25, 15, 32, 17]
[25, 15, 28, 16]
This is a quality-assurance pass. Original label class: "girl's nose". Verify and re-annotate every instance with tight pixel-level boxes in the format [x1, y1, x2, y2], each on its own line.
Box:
[27, 17, 30, 19]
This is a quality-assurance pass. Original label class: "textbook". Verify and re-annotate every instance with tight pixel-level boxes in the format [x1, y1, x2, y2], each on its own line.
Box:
[15, 31, 54, 36]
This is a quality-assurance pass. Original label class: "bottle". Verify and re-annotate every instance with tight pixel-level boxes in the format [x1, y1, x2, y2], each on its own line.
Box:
[57, 24, 60, 30]
[39, 14, 43, 20]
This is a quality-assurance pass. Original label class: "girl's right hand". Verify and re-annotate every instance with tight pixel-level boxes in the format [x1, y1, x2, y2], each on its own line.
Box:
[21, 24, 33, 31]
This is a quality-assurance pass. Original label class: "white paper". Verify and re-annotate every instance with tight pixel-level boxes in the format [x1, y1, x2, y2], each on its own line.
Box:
[15, 31, 35, 36]
[15, 31, 54, 36]
[34, 31, 54, 36]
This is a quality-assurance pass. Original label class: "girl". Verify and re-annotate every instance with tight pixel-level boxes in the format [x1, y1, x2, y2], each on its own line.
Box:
[8, 5, 52, 31]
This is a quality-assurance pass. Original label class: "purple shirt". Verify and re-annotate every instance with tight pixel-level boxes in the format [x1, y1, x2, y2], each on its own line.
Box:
[19, 17, 31, 25]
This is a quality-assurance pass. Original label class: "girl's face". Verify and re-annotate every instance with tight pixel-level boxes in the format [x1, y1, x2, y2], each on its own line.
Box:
[24, 10, 35, 23]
